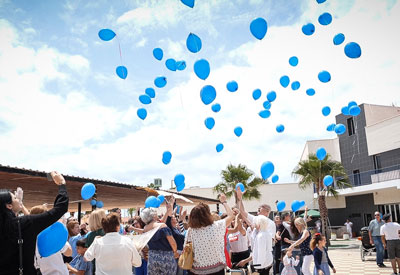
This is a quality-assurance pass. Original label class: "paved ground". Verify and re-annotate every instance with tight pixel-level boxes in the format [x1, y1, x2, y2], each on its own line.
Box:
[312, 239, 397, 275]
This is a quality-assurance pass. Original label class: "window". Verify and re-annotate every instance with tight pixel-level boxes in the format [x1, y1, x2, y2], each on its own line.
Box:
[347, 117, 355, 136]
[353, 169, 361, 186]
[373, 155, 382, 173]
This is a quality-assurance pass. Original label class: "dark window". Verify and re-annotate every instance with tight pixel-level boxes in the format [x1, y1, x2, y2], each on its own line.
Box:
[353, 169, 361, 186]
[347, 117, 355, 136]
[373, 155, 382, 173]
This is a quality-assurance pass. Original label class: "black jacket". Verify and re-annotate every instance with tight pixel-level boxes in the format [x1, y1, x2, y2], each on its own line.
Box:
[312, 247, 334, 271]
[0, 184, 69, 275]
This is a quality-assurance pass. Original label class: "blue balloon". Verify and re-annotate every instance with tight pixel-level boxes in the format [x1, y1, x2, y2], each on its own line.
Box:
[211, 103, 221, 113]
[344, 42, 361, 59]
[145, 88, 155, 98]
[260, 161, 274, 180]
[162, 151, 172, 165]
[176, 182, 185, 192]
[139, 95, 151, 105]
[176, 61, 186, 71]
[299, 200, 305, 207]
[289, 56, 298, 67]
[291, 200, 301, 212]
[318, 71, 331, 83]
[250, 17, 268, 40]
[341, 106, 350, 115]
[322, 106, 331, 116]
[181, 0, 194, 8]
[318, 12, 332, 25]
[302, 23, 315, 36]
[165, 58, 177, 71]
[277, 200, 286, 211]
[186, 33, 202, 53]
[348, 101, 357, 108]
[90, 199, 97, 206]
[216, 143, 224, 152]
[276, 124, 285, 133]
[174, 174, 185, 186]
[145, 196, 159, 208]
[204, 117, 215, 130]
[267, 91, 276, 102]
[280, 75, 290, 88]
[236, 182, 245, 192]
[333, 33, 345, 45]
[263, 101, 271, 110]
[98, 29, 116, 41]
[316, 0, 326, 3]
[323, 175, 334, 187]
[272, 175, 279, 183]
[200, 85, 216, 105]
[259, 110, 271, 118]
[137, 108, 147, 120]
[349, 105, 361, 116]
[96, 201, 104, 208]
[37, 222, 68, 257]
[291, 81, 300, 90]
[327, 123, 336, 131]
[334, 124, 346, 135]
[153, 48, 163, 61]
[227, 81, 238, 92]
[81, 183, 96, 200]
[116, 66, 128, 79]
[252, 89, 262, 100]
[316, 147, 327, 160]
[194, 59, 210, 80]
[306, 88, 316, 96]
[154, 76, 167, 88]
[234, 126, 243, 137]
[157, 195, 165, 204]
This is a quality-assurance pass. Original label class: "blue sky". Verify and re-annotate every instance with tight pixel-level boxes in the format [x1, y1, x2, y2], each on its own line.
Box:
[0, 0, 399, 190]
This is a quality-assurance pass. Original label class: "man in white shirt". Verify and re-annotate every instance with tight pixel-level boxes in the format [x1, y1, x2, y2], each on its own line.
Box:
[236, 189, 275, 273]
[380, 213, 400, 275]
[344, 219, 353, 238]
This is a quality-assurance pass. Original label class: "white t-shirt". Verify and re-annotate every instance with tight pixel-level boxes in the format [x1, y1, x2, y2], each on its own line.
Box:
[228, 231, 248, 253]
[84, 232, 142, 275]
[35, 242, 70, 275]
[251, 230, 273, 269]
[345, 222, 353, 232]
[380, 222, 400, 240]
[248, 213, 276, 248]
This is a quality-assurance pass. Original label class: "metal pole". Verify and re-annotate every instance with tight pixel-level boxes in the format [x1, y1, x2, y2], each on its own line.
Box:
[78, 202, 82, 224]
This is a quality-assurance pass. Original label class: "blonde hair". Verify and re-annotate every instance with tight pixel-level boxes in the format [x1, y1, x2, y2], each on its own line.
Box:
[89, 209, 106, 231]
[294, 217, 307, 230]
[254, 215, 269, 231]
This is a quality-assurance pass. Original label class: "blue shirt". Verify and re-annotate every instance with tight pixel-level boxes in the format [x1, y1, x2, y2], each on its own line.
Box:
[147, 227, 173, 251]
[368, 219, 384, 236]
[68, 235, 84, 259]
[70, 254, 92, 275]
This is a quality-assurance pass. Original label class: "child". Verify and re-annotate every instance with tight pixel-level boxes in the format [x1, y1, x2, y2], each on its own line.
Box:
[311, 233, 336, 275]
[67, 239, 92, 275]
[281, 248, 300, 275]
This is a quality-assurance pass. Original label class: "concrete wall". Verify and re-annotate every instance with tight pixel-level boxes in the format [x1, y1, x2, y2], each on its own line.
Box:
[300, 138, 341, 162]
[364, 104, 400, 126]
[366, 114, 400, 156]
[373, 185, 400, 205]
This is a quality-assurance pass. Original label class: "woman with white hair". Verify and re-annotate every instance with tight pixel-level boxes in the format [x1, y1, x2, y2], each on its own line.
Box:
[237, 215, 273, 274]
[140, 207, 178, 275]
[288, 217, 313, 275]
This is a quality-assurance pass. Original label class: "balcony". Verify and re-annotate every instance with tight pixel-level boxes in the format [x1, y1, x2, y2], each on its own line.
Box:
[371, 168, 400, 183]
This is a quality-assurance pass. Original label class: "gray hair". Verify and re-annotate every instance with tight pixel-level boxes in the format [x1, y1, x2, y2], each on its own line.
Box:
[140, 208, 158, 224]
[254, 215, 269, 231]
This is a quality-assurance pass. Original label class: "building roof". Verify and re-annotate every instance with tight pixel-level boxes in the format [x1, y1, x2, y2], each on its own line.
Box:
[0, 164, 219, 212]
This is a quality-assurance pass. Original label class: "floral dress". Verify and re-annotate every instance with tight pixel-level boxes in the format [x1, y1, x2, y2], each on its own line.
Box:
[281, 255, 299, 275]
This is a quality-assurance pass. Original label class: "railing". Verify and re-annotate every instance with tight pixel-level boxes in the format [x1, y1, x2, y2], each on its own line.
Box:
[371, 168, 400, 183]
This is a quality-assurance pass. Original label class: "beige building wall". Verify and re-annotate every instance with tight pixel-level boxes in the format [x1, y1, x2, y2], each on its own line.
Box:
[363, 104, 400, 127]
[365, 114, 400, 156]
[300, 138, 341, 162]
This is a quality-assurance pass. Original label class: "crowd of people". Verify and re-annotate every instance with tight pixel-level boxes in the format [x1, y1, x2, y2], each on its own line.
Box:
[1, 171, 398, 275]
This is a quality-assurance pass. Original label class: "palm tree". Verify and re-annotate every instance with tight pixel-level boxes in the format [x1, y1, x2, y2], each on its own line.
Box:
[213, 163, 267, 206]
[127, 208, 136, 218]
[292, 154, 350, 244]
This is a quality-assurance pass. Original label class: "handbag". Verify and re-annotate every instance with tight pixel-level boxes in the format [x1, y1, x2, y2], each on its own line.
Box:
[178, 229, 193, 270]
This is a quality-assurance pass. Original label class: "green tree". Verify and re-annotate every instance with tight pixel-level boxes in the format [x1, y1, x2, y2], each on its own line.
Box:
[213, 163, 267, 206]
[127, 208, 136, 218]
[147, 183, 159, 190]
[292, 154, 351, 244]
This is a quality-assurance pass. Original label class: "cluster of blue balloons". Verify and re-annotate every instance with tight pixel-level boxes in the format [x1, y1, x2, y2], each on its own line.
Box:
[81, 183, 96, 200]
[260, 161, 274, 180]
[341, 101, 360, 116]
[174, 174, 186, 192]
[162, 151, 172, 165]
[277, 200, 286, 211]
[291, 200, 305, 212]
[37, 222, 68, 257]
[90, 199, 104, 208]
[165, 58, 186, 72]
[145, 195, 165, 208]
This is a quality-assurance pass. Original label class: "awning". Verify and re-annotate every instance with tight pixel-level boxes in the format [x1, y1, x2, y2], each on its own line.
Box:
[300, 209, 320, 218]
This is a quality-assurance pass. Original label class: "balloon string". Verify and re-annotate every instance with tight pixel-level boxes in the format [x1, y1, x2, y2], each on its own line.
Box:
[116, 35, 123, 65]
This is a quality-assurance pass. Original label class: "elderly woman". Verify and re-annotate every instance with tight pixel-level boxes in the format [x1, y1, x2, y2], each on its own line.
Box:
[288, 217, 313, 275]
[85, 212, 141, 274]
[0, 171, 68, 274]
[237, 215, 273, 275]
[185, 194, 234, 275]
[140, 207, 179, 275]
[86, 209, 106, 247]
